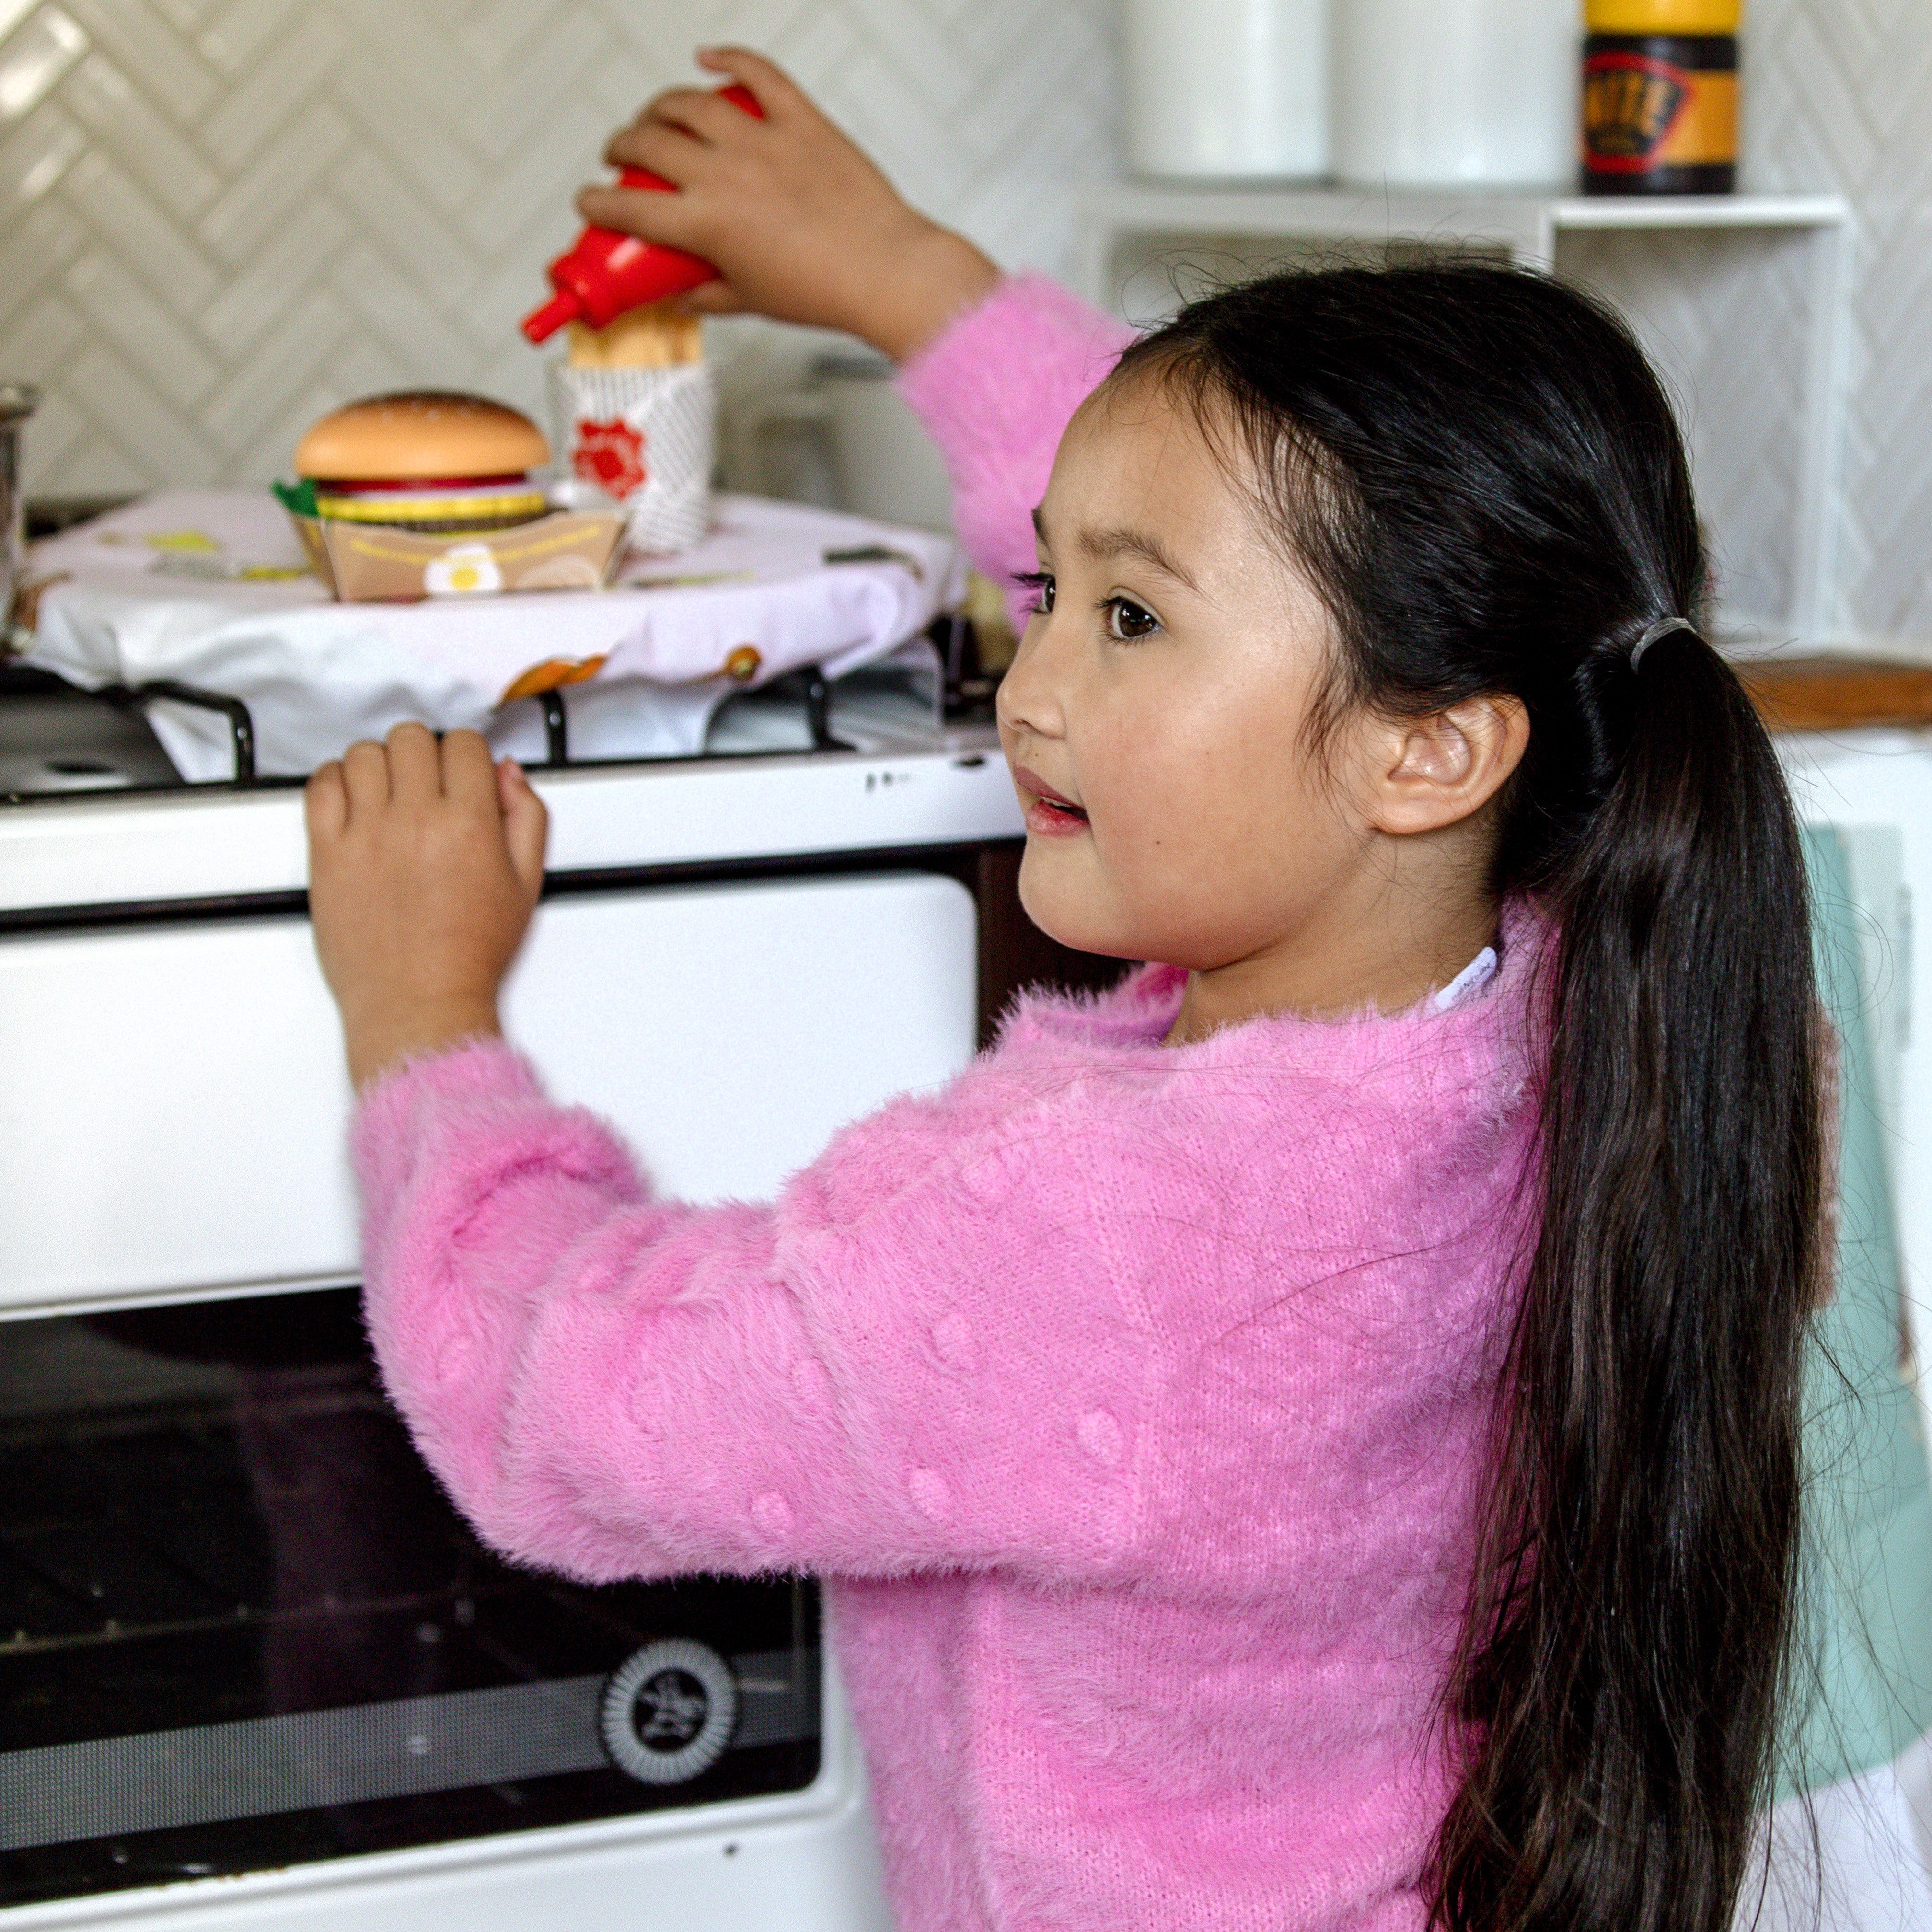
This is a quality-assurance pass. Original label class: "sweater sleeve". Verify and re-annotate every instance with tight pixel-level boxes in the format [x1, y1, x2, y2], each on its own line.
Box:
[353, 1038, 1141, 1587]
[896, 274, 1136, 628]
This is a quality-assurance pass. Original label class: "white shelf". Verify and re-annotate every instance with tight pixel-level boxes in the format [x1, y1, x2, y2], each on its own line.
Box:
[1078, 186, 1853, 645]
[1544, 193, 1847, 230]
[1081, 185, 1848, 272]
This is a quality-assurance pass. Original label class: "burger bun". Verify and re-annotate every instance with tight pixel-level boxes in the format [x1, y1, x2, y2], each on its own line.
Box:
[296, 392, 549, 482]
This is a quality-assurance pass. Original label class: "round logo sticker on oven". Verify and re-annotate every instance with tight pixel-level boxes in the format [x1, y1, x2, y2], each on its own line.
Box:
[600, 1639, 739, 1785]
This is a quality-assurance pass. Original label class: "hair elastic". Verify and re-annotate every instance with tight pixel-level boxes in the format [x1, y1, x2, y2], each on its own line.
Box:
[1630, 616, 1698, 670]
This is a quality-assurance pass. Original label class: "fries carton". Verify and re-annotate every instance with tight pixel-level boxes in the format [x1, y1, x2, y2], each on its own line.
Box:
[548, 303, 715, 556]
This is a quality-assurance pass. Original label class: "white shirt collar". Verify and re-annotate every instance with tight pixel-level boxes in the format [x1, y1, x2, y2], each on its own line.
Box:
[1432, 945, 1499, 1012]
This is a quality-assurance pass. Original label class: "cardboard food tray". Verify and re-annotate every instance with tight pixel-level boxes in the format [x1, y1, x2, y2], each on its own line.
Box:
[289, 508, 625, 602]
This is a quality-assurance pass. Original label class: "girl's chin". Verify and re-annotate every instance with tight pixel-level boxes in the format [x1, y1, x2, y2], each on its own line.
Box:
[1016, 856, 1131, 960]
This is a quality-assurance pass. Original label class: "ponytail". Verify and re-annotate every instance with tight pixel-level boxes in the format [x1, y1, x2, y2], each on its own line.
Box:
[1117, 265, 1825, 1932]
[1437, 625, 1823, 1932]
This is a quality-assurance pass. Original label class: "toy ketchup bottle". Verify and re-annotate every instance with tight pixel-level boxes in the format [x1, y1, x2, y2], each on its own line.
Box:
[521, 83, 762, 343]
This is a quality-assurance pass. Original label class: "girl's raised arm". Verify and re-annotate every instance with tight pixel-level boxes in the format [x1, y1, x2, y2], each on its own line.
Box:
[579, 47, 1134, 617]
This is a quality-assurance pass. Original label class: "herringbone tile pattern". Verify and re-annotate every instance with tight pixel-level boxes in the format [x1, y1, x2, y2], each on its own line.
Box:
[1745, 0, 1932, 643]
[1556, 226, 1811, 635]
[1, 0, 1928, 644]
[0, 0, 1117, 497]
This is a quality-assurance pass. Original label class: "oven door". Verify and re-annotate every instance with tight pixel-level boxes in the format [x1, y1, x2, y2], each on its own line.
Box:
[0, 1289, 830, 1908]
[0, 870, 979, 1312]
[0, 867, 975, 1926]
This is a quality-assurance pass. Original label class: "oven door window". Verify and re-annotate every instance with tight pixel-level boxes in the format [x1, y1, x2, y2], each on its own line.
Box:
[0, 1289, 820, 1905]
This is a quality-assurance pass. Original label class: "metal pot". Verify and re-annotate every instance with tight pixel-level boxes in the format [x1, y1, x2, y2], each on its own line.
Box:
[0, 384, 39, 641]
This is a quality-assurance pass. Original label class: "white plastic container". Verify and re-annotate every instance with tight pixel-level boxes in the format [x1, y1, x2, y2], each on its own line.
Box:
[1122, 0, 1330, 180]
[1332, 0, 1577, 187]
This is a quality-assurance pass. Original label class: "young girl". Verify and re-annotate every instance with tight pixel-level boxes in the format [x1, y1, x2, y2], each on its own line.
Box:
[305, 49, 1825, 1932]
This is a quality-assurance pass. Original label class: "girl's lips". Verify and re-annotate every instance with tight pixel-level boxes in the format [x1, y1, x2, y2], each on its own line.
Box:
[1023, 796, 1090, 837]
[1009, 764, 1083, 809]
[1010, 764, 1090, 837]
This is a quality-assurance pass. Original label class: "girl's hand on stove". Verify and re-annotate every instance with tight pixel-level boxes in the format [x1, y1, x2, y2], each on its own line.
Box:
[577, 46, 1001, 362]
[304, 724, 548, 1091]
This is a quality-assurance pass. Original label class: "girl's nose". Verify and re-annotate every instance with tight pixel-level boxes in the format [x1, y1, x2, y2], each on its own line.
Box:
[995, 616, 1068, 743]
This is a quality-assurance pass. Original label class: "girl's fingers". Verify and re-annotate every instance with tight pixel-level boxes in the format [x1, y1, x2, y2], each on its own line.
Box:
[439, 729, 497, 813]
[603, 115, 706, 181]
[497, 762, 550, 897]
[648, 85, 757, 144]
[341, 739, 392, 814]
[304, 761, 347, 838]
[696, 45, 811, 120]
[385, 720, 440, 801]
[576, 180, 701, 247]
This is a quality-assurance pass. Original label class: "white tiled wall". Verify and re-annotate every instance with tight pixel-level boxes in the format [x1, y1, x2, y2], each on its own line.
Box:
[1550, 225, 1816, 642]
[1744, 0, 1932, 648]
[0, 0, 1927, 649]
[0, 0, 1117, 498]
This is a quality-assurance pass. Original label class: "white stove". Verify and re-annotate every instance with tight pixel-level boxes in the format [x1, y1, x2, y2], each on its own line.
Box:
[0, 649, 1034, 1932]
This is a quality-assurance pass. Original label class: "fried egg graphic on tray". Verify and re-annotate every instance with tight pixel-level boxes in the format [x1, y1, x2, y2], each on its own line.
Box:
[424, 544, 502, 597]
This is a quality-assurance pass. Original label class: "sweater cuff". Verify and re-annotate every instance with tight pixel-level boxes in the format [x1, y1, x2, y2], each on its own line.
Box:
[896, 273, 1135, 463]
[351, 1035, 547, 1178]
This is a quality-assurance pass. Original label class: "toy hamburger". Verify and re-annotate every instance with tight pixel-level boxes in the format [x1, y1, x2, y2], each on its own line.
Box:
[292, 392, 550, 534]
[278, 391, 623, 603]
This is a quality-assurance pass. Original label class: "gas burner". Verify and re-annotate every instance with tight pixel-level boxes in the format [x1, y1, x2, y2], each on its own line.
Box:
[0, 666, 183, 796]
[0, 623, 997, 802]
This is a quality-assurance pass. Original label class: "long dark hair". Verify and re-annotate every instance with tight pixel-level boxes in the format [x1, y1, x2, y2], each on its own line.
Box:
[1114, 264, 1825, 1932]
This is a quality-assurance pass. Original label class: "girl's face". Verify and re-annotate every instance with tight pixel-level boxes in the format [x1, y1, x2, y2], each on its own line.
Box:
[997, 374, 1364, 974]
[996, 370, 1522, 1022]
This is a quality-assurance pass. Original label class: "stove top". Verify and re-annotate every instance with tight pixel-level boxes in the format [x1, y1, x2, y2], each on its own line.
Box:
[0, 496, 1022, 922]
[0, 657, 1019, 924]
[0, 637, 979, 793]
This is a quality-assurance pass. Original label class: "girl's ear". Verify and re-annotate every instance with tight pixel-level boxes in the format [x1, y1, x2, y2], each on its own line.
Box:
[1367, 694, 1530, 837]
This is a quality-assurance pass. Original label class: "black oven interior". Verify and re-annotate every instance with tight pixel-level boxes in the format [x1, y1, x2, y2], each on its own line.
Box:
[0, 1288, 820, 1906]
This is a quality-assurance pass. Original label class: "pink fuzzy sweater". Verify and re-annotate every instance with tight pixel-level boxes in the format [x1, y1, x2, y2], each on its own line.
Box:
[354, 278, 1539, 1932]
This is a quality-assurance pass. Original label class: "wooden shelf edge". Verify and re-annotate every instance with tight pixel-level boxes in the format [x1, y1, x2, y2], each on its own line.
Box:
[1736, 657, 1932, 734]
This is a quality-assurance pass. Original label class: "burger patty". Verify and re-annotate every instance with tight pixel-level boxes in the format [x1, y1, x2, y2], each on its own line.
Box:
[312, 474, 551, 534]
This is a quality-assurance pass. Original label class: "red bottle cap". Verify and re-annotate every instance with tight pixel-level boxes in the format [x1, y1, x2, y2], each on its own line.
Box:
[521, 290, 582, 343]
[521, 84, 764, 345]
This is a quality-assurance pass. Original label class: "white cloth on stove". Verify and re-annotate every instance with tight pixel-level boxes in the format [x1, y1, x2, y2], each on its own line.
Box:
[22, 488, 962, 782]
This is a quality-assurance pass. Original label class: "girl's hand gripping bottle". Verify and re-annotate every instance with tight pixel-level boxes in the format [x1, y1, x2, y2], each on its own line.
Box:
[521, 84, 764, 344]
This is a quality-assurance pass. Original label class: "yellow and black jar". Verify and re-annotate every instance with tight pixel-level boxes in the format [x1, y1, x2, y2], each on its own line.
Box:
[1582, 0, 1740, 194]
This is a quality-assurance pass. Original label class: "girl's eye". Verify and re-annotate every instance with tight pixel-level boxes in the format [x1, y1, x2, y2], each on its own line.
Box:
[1105, 597, 1159, 641]
[1013, 569, 1054, 616]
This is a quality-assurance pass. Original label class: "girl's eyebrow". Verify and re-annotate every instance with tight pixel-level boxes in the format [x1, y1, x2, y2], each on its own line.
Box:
[1030, 504, 1200, 592]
